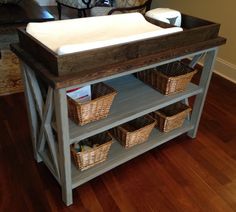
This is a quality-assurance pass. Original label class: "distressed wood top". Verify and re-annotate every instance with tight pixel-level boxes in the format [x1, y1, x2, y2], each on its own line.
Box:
[11, 36, 226, 89]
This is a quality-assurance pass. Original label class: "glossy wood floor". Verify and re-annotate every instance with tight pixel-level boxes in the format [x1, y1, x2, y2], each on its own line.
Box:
[0, 73, 235, 212]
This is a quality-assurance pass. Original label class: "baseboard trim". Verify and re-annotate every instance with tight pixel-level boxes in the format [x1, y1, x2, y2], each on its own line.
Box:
[195, 57, 236, 84]
[214, 58, 236, 84]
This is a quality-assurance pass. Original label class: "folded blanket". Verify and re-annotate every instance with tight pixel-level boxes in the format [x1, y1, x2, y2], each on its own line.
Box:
[145, 8, 182, 27]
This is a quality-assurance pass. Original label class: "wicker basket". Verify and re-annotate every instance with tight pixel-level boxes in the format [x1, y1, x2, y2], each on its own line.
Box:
[151, 102, 191, 133]
[136, 61, 197, 95]
[71, 131, 112, 171]
[67, 82, 117, 126]
[110, 115, 156, 149]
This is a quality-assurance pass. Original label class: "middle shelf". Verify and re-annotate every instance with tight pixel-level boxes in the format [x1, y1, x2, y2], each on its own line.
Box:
[67, 75, 202, 144]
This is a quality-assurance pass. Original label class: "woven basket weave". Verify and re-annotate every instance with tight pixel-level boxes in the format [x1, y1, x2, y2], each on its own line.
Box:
[71, 132, 112, 171]
[151, 102, 191, 132]
[136, 61, 197, 95]
[110, 115, 156, 149]
[67, 82, 117, 126]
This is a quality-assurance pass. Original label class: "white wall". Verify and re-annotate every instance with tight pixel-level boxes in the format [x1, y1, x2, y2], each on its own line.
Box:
[152, 0, 236, 83]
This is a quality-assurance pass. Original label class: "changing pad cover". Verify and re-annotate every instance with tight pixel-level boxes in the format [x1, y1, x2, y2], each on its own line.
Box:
[26, 13, 183, 55]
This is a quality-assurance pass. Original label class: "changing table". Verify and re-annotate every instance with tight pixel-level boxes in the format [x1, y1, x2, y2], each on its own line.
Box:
[11, 12, 226, 206]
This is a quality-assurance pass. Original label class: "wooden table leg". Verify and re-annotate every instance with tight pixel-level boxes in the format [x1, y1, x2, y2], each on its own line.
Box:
[20, 62, 42, 162]
[188, 48, 218, 138]
[54, 88, 73, 206]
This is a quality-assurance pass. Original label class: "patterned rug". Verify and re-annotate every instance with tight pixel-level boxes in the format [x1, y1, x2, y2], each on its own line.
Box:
[0, 49, 24, 96]
[0, 7, 81, 96]
[0, 7, 63, 97]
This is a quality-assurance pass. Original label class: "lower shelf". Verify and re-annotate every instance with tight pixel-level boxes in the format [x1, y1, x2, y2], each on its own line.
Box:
[71, 120, 194, 189]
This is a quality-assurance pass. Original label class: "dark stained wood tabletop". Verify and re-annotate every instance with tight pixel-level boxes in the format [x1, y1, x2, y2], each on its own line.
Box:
[11, 36, 226, 89]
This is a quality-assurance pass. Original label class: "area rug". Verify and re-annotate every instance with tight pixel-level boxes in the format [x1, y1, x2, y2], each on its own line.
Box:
[0, 49, 24, 96]
[0, 7, 80, 97]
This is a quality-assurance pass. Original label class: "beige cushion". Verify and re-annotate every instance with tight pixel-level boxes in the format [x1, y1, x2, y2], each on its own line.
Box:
[90, 6, 115, 16]
[56, 0, 90, 9]
[115, 0, 146, 7]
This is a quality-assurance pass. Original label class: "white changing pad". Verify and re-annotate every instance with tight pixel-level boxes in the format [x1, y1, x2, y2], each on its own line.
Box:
[26, 13, 183, 55]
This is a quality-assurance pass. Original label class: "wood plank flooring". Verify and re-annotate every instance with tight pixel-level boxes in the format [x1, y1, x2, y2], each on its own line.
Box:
[0, 73, 235, 211]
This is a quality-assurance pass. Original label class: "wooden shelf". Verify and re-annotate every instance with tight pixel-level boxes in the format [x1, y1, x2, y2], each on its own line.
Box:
[47, 74, 200, 190]
[42, 121, 194, 189]
[68, 75, 202, 144]
[71, 121, 194, 188]
[17, 21, 222, 204]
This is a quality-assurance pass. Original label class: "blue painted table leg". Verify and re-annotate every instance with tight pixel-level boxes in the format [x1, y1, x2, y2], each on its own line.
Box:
[188, 48, 218, 138]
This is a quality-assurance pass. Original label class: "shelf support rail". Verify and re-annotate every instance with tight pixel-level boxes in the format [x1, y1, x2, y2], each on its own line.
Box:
[183, 52, 205, 120]
[188, 53, 205, 69]
[54, 88, 73, 206]
[20, 62, 61, 180]
[188, 48, 218, 138]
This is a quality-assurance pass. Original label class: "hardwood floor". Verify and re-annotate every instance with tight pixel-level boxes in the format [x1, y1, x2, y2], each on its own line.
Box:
[0, 73, 235, 212]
